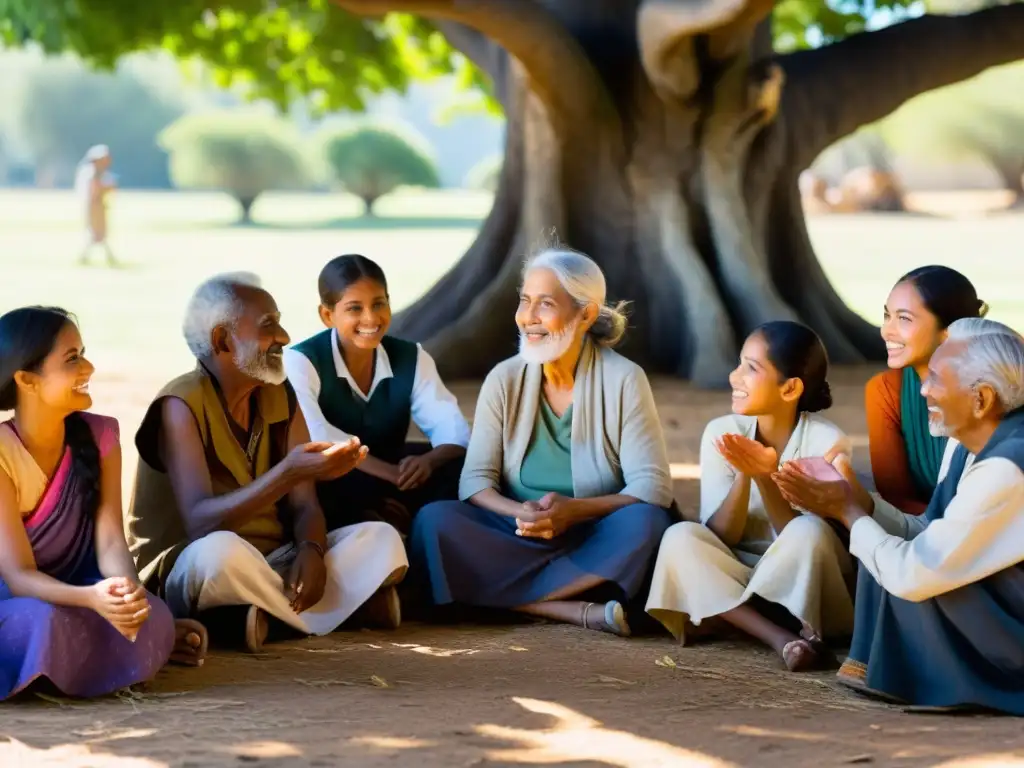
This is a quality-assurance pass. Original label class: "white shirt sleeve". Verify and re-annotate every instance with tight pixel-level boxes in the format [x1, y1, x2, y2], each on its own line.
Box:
[698, 418, 739, 524]
[282, 348, 354, 444]
[850, 457, 1024, 602]
[409, 345, 471, 449]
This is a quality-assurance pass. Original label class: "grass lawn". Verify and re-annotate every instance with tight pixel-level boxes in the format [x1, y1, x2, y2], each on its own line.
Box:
[1, 187, 1019, 386]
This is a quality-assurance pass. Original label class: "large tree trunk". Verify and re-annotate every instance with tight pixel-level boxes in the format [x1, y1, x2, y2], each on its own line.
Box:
[335, 0, 1024, 385]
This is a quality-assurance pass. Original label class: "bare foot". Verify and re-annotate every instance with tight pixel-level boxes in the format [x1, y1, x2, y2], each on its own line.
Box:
[171, 619, 208, 667]
[799, 624, 838, 668]
[782, 639, 821, 672]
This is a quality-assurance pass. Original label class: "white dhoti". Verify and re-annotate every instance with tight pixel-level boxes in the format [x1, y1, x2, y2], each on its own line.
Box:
[163, 522, 408, 635]
[646, 517, 854, 643]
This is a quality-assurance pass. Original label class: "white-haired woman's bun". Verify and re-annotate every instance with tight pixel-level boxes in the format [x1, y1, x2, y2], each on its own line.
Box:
[591, 300, 630, 348]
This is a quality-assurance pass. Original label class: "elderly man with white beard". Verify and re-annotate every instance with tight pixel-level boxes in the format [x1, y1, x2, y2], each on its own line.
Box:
[773, 317, 1024, 713]
[409, 248, 674, 636]
[127, 273, 407, 653]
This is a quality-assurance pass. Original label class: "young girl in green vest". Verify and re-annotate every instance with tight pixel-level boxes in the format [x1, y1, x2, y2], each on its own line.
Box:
[284, 255, 470, 536]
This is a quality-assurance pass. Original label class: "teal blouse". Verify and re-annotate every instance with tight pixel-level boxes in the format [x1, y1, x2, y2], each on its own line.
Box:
[505, 397, 574, 502]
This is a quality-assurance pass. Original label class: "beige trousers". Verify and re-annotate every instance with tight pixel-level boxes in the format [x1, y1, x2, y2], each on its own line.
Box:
[646, 517, 854, 643]
[163, 522, 407, 635]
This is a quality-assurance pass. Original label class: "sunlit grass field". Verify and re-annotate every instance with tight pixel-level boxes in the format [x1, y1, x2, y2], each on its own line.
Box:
[0, 187, 1018, 384]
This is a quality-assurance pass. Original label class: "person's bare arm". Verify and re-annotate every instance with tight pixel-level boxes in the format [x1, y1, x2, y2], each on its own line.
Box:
[93, 441, 141, 582]
[0, 469, 91, 608]
[467, 487, 527, 518]
[706, 473, 752, 547]
[159, 397, 297, 541]
[285, 411, 328, 552]
[752, 476, 801, 536]
[356, 454, 401, 485]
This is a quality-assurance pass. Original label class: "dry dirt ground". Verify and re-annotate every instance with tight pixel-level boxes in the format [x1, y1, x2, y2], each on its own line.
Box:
[1, 367, 1023, 768]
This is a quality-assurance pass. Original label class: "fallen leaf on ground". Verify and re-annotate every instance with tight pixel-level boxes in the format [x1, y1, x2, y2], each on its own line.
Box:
[595, 675, 636, 685]
[294, 679, 357, 688]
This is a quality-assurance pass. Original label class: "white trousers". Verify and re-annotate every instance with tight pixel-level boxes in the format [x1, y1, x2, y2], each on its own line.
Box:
[163, 522, 408, 635]
[646, 517, 854, 643]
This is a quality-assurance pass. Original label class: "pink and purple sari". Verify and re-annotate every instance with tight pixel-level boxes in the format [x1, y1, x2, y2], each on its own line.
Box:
[0, 414, 174, 700]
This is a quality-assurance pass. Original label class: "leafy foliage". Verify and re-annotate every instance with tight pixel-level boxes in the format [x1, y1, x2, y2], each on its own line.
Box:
[320, 121, 440, 212]
[0, 0, 492, 114]
[773, 0, 922, 51]
[159, 111, 308, 220]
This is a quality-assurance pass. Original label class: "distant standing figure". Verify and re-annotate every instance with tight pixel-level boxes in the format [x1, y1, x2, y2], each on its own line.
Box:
[75, 145, 117, 266]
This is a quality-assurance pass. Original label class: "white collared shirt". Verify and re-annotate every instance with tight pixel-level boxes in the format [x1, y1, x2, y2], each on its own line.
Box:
[852, 438, 1024, 602]
[283, 329, 471, 449]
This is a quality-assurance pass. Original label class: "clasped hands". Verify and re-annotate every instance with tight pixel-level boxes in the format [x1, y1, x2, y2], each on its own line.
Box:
[515, 492, 578, 540]
[89, 576, 150, 642]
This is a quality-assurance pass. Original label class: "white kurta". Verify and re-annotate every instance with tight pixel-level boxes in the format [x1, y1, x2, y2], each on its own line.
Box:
[646, 412, 855, 642]
[162, 522, 408, 635]
[855, 438, 1024, 602]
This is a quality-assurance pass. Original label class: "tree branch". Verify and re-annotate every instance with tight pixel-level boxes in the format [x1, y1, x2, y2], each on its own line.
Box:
[432, 20, 510, 104]
[637, 0, 774, 99]
[332, 0, 615, 126]
[781, 4, 1024, 169]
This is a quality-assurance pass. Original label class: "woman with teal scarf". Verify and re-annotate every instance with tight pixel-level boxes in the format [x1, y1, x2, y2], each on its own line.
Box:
[865, 266, 986, 514]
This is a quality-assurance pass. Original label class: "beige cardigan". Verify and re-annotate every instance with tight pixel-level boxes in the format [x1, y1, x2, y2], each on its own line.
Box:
[460, 340, 674, 508]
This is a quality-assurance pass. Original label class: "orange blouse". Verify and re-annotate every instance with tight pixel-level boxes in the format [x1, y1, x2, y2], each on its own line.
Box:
[865, 369, 929, 516]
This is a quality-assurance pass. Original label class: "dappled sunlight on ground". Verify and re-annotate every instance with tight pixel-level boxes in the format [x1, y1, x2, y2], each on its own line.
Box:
[0, 739, 166, 767]
[349, 735, 439, 751]
[475, 697, 736, 767]
[221, 740, 303, 759]
[932, 755, 1024, 768]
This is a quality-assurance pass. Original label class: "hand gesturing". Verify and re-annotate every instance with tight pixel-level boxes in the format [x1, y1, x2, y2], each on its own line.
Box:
[715, 434, 778, 478]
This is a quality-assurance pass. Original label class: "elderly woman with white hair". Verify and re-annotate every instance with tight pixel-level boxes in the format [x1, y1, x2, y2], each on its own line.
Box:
[409, 248, 674, 635]
[775, 318, 1024, 713]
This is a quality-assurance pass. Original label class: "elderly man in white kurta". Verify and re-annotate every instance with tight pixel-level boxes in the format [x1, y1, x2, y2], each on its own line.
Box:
[127, 273, 408, 653]
[775, 318, 1024, 713]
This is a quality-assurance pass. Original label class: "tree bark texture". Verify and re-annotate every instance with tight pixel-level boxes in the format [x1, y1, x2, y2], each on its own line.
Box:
[334, 0, 1024, 385]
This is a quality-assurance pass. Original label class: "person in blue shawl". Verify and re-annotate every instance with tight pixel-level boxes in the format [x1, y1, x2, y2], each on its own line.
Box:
[775, 318, 1024, 714]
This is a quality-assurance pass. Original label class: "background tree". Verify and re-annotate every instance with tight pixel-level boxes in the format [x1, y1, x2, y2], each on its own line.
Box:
[464, 154, 503, 192]
[16, 57, 184, 188]
[159, 111, 308, 222]
[320, 121, 440, 213]
[3, 0, 1023, 383]
[880, 62, 1024, 205]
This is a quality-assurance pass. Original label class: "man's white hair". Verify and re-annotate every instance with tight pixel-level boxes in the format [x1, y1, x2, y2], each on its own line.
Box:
[944, 317, 1024, 412]
[182, 272, 264, 358]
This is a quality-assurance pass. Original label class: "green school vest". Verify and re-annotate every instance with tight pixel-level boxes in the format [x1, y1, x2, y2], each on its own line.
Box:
[292, 330, 418, 463]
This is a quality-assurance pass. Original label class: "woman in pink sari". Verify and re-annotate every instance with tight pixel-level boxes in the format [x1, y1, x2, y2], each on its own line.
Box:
[0, 307, 206, 700]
